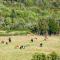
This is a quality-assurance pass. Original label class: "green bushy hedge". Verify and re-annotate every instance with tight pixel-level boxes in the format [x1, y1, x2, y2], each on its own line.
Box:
[31, 52, 60, 60]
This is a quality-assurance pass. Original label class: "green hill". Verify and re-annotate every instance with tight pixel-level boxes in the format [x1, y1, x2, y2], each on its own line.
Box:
[0, 0, 60, 35]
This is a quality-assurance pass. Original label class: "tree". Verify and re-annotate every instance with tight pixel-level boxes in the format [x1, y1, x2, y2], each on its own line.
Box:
[24, 0, 35, 6]
[48, 18, 59, 35]
[37, 19, 48, 35]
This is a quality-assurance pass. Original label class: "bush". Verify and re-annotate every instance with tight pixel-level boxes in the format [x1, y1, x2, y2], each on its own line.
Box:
[31, 53, 46, 60]
[31, 52, 60, 60]
[47, 52, 60, 60]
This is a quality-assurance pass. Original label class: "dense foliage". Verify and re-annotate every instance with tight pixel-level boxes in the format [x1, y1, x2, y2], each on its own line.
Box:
[31, 52, 60, 60]
[0, 0, 60, 35]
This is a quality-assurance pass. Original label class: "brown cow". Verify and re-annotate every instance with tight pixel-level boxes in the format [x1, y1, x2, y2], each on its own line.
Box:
[1, 41, 4, 44]
[15, 45, 19, 49]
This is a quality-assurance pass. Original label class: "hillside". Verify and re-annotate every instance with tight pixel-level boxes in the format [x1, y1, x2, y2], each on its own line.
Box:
[0, 0, 60, 35]
[0, 1, 60, 60]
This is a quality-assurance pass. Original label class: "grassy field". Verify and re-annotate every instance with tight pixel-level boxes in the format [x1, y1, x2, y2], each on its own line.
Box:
[0, 34, 60, 60]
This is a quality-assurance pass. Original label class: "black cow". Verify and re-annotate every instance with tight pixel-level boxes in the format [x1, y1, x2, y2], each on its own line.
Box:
[20, 45, 26, 49]
[20, 45, 24, 49]
[8, 37, 11, 43]
[31, 39, 33, 42]
[40, 43, 43, 47]
[6, 42, 8, 45]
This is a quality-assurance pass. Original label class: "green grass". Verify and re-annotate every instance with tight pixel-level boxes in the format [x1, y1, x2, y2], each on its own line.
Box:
[0, 35, 60, 60]
[0, 30, 30, 36]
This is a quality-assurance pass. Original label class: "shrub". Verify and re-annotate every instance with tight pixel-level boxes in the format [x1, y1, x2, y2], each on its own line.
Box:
[47, 52, 59, 60]
[31, 53, 46, 60]
[31, 52, 60, 60]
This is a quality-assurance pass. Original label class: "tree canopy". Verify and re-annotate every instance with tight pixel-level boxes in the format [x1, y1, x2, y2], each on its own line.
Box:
[0, 0, 60, 35]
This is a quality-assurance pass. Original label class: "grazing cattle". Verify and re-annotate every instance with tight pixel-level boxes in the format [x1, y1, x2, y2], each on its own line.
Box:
[1, 41, 4, 44]
[35, 37, 37, 40]
[31, 39, 33, 42]
[15, 45, 19, 49]
[40, 43, 43, 47]
[15, 45, 26, 49]
[8, 37, 11, 43]
[19, 45, 25, 49]
[6, 42, 8, 45]
[20, 45, 23, 49]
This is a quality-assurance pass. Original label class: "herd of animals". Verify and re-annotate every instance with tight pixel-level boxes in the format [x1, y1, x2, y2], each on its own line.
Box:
[0, 36, 47, 49]
[1, 37, 11, 44]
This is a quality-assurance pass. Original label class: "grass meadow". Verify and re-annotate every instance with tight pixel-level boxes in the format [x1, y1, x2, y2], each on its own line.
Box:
[0, 34, 60, 60]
